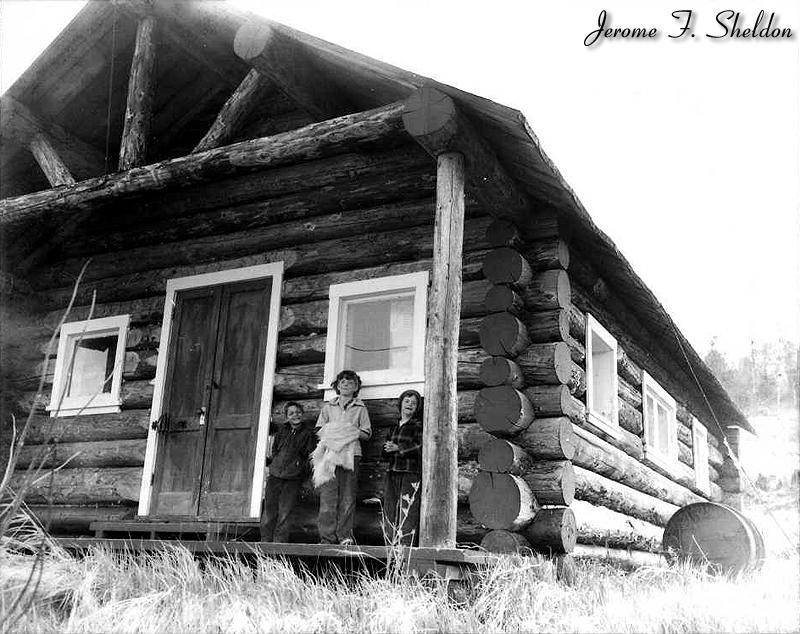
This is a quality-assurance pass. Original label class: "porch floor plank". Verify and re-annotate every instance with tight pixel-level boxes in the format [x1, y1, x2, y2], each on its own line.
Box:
[55, 537, 492, 567]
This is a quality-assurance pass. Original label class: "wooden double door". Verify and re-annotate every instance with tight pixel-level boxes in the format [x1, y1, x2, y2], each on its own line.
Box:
[150, 278, 272, 519]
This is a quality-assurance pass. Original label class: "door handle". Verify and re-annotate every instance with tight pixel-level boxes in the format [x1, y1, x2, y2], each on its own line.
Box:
[197, 407, 207, 427]
[151, 413, 171, 433]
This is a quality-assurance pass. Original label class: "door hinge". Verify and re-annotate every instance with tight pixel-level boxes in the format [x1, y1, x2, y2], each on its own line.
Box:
[150, 473, 155, 486]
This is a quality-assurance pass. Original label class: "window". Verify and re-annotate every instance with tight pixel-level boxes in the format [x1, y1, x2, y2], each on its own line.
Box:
[48, 315, 129, 417]
[322, 272, 428, 399]
[642, 371, 679, 471]
[692, 417, 710, 493]
[585, 314, 620, 435]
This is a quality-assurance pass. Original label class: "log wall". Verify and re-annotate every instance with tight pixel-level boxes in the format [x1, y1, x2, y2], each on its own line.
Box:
[566, 247, 727, 503]
[7, 139, 493, 541]
[5, 115, 738, 549]
[472, 216, 733, 557]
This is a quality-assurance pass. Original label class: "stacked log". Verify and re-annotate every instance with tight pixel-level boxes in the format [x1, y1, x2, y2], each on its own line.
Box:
[568, 254, 722, 494]
[475, 219, 722, 555]
[12, 133, 510, 537]
[470, 217, 580, 555]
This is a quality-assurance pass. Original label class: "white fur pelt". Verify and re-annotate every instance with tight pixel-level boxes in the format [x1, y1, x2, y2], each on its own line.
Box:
[311, 422, 361, 487]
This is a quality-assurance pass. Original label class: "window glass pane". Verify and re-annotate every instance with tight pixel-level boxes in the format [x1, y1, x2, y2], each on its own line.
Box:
[341, 294, 413, 373]
[657, 401, 669, 452]
[66, 334, 118, 397]
[590, 331, 615, 421]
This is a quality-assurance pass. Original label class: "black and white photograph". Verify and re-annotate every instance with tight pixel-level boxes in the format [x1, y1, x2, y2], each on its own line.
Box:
[0, 1, 797, 631]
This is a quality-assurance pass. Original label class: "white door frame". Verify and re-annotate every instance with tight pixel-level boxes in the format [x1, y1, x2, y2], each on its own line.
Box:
[137, 262, 284, 518]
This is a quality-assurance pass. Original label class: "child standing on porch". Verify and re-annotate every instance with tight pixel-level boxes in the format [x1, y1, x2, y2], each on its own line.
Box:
[260, 401, 316, 543]
[311, 370, 372, 545]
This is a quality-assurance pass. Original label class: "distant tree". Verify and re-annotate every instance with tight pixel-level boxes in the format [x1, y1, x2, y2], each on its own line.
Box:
[705, 339, 730, 379]
[705, 337, 800, 415]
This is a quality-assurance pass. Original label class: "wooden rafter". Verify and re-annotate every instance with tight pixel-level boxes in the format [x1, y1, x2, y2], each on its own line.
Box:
[402, 84, 533, 231]
[0, 101, 407, 228]
[0, 96, 104, 180]
[233, 22, 352, 121]
[121, 1, 242, 90]
[118, 12, 157, 170]
[29, 134, 76, 187]
[192, 69, 273, 153]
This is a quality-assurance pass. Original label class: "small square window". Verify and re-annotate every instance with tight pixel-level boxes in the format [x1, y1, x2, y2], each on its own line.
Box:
[642, 371, 679, 471]
[692, 417, 710, 494]
[322, 272, 428, 399]
[48, 315, 130, 417]
[585, 314, 620, 436]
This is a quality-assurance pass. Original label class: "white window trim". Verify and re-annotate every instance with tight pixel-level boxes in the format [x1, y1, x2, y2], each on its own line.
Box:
[642, 371, 680, 473]
[47, 315, 130, 417]
[585, 313, 621, 438]
[138, 262, 284, 519]
[320, 271, 428, 400]
[692, 417, 711, 494]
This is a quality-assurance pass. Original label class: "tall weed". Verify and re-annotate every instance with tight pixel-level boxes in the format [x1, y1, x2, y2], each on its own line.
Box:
[2, 544, 797, 633]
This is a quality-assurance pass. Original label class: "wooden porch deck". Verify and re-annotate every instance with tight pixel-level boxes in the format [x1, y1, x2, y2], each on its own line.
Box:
[53, 520, 494, 579]
[56, 537, 492, 579]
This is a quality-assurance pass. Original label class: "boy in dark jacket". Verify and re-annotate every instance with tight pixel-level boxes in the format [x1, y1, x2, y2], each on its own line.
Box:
[260, 401, 316, 542]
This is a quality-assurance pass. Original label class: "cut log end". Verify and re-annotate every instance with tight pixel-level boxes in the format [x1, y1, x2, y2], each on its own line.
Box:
[233, 22, 276, 61]
[522, 459, 576, 506]
[401, 85, 457, 141]
[468, 471, 538, 531]
[482, 247, 532, 287]
[479, 356, 524, 389]
[479, 312, 530, 358]
[484, 284, 523, 316]
[485, 219, 522, 249]
[474, 386, 534, 437]
[524, 507, 577, 554]
[478, 438, 533, 475]
[516, 417, 577, 461]
[480, 529, 531, 554]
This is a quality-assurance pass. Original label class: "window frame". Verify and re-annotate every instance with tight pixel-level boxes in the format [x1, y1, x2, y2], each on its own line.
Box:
[692, 417, 711, 494]
[642, 371, 680, 472]
[321, 272, 429, 400]
[585, 313, 621, 437]
[47, 315, 130, 417]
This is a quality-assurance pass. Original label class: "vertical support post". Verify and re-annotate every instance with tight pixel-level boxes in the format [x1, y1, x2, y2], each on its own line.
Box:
[119, 13, 156, 171]
[420, 152, 465, 548]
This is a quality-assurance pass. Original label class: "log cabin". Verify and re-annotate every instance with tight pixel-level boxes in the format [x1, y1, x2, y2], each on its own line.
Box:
[0, 1, 751, 559]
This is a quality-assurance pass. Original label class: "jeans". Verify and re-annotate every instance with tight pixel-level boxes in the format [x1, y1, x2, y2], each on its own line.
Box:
[317, 457, 359, 543]
[260, 476, 302, 542]
[382, 471, 421, 546]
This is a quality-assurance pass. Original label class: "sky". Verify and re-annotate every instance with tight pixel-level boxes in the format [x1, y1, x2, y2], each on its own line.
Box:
[1, 0, 798, 361]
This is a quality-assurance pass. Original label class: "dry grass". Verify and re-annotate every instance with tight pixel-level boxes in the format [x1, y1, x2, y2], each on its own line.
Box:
[1, 542, 798, 634]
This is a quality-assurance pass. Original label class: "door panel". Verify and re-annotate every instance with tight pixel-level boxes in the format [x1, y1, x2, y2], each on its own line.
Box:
[199, 279, 272, 517]
[151, 287, 221, 516]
